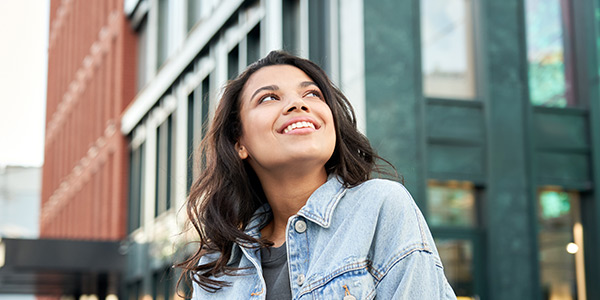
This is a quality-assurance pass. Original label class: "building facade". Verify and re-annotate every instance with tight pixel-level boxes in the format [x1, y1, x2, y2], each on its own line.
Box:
[11, 0, 598, 299]
[23, 0, 137, 297]
[122, 0, 600, 299]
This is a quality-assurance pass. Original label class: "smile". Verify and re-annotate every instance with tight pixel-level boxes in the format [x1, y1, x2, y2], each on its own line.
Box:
[283, 121, 316, 134]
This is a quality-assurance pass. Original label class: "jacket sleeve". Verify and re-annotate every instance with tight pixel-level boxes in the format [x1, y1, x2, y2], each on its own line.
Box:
[363, 180, 457, 299]
[374, 249, 457, 299]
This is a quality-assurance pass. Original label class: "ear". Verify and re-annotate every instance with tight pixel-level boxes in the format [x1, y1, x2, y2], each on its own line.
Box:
[235, 142, 248, 159]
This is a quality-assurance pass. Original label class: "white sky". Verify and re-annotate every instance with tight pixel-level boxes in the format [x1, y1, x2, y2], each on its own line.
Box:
[0, 0, 49, 167]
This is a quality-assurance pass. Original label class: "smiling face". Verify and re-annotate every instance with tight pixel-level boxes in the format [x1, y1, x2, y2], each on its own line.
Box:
[237, 64, 336, 178]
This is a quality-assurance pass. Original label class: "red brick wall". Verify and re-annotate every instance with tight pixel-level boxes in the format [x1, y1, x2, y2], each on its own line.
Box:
[41, 0, 136, 241]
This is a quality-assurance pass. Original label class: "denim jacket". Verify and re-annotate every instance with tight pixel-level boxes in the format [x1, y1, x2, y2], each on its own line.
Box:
[193, 176, 457, 299]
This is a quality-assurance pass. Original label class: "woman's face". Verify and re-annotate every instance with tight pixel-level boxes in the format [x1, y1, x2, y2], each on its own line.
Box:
[237, 65, 336, 176]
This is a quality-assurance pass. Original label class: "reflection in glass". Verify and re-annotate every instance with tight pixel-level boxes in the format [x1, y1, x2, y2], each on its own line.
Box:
[187, 0, 202, 31]
[538, 189, 586, 300]
[436, 239, 475, 298]
[136, 17, 148, 91]
[427, 180, 476, 227]
[525, 0, 574, 107]
[421, 0, 476, 100]
[157, 0, 169, 69]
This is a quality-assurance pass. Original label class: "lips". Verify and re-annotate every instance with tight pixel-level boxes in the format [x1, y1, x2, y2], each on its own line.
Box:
[278, 117, 320, 134]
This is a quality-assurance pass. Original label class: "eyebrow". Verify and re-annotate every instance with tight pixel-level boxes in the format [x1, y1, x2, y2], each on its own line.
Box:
[250, 81, 318, 102]
[251, 85, 279, 102]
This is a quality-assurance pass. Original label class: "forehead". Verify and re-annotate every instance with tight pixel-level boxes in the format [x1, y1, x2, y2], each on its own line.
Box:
[241, 65, 315, 97]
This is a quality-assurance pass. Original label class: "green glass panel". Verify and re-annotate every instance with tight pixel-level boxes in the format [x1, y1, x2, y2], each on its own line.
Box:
[539, 191, 570, 220]
[436, 239, 475, 298]
[537, 189, 578, 299]
[427, 181, 476, 227]
[525, 0, 568, 107]
[597, 0, 600, 78]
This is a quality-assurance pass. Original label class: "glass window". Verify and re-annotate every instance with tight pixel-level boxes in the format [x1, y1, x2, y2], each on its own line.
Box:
[157, 0, 170, 69]
[420, 0, 476, 100]
[427, 180, 477, 227]
[538, 188, 586, 300]
[152, 268, 174, 300]
[247, 24, 261, 65]
[187, 0, 202, 32]
[436, 239, 475, 299]
[525, 0, 575, 107]
[228, 46, 239, 79]
[282, 0, 301, 55]
[308, 0, 331, 73]
[137, 16, 149, 91]
[187, 91, 195, 192]
[127, 280, 143, 300]
[128, 143, 144, 233]
[155, 115, 173, 217]
[201, 76, 210, 138]
[187, 76, 210, 193]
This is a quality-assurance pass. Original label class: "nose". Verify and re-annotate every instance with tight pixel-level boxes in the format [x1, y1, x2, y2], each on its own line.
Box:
[283, 97, 310, 114]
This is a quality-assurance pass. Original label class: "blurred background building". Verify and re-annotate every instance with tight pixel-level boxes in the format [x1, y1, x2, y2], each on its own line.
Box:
[2, 0, 600, 299]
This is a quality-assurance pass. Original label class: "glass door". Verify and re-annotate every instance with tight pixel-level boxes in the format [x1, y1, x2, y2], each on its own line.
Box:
[538, 188, 586, 300]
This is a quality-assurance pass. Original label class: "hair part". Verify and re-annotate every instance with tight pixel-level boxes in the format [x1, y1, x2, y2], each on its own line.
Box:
[176, 50, 394, 293]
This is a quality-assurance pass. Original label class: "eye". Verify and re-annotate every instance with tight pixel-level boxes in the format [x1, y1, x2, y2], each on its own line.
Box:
[304, 89, 323, 99]
[258, 94, 279, 103]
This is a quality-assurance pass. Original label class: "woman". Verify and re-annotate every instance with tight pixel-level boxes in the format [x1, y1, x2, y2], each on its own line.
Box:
[179, 51, 456, 299]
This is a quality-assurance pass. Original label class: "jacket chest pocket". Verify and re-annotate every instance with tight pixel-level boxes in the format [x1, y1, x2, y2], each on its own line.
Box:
[300, 267, 376, 300]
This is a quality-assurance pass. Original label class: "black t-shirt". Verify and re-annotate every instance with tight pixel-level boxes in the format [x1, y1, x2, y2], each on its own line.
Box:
[260, 242, 292, 300]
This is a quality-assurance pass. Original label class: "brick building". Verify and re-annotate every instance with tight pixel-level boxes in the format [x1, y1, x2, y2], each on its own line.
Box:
[2, 0, 600, 299]
[0, 0, 137, 297]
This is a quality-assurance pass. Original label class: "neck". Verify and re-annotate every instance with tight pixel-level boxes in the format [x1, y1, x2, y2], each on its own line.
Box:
[255, 166, 328, 246]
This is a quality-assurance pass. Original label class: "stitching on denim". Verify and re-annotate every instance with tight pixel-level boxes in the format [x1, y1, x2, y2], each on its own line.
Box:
[372, 245, 433, 283]
[297, 259, 371, 297]
[398, 184, 429, 250]
[414, 205, 428, 249]
[299, 186, 347, 227]
[366, 288, 377, 299]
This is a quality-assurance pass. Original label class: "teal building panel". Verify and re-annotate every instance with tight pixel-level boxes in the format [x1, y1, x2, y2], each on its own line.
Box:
[533, 110, 589, 150]
[481, 0, 538, 299]
[427, 102, 485, 143]
[428, 144, 485, 178]
[536, 152, 591, 186]
[364, 0, 426, 204]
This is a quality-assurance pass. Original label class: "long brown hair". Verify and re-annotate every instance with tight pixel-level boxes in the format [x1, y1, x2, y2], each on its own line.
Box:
[177, 50, 392, 292]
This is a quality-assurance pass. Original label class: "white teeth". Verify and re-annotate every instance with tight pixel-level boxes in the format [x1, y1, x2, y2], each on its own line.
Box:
[283, 121, 316, 133]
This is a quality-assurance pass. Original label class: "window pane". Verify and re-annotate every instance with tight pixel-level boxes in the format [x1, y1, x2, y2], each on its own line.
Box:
[283, 0, 300, 55]
[137, 16, 148, 91]
[421, 0, 476, 100]
[166, 115, 172, 211]
[538, 189, 585, 300]
[525, 0, 575, 107]
[187, 91, 195, 192]
[155, 123, 163, 217]
[308, 0, 330, 73]
[247, 24, 261, 65]
[155, 115, 173, 217]
[128, 143, 144, 232]
[157, 0, 169, 69]
[436, 239, 475, 298]
[228, 46, 239, 80]
[427, 180, 476, 227]
[187, 0, 201, 31]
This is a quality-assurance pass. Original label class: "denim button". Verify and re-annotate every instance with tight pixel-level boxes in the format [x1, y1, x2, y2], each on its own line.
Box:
[294, 220, 307, 233]
[297, 274, 305, 286]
